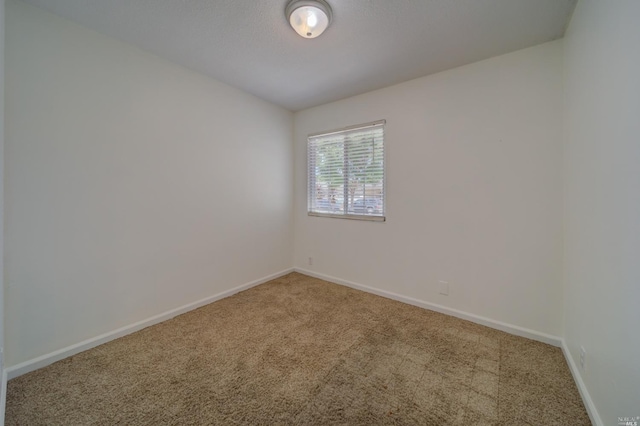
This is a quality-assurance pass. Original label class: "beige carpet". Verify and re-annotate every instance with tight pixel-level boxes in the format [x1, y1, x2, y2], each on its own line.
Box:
[6, 272, 590, 425]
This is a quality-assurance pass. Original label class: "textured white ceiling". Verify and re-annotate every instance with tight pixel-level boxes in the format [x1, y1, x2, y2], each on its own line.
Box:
[20, 0, 577, 111]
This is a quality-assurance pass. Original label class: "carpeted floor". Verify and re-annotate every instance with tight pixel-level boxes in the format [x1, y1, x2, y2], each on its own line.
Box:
[6, 272, 591, 425]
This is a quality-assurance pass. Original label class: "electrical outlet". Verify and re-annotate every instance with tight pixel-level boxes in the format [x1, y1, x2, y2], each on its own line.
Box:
[438, 281, 449, 296]
[308, 257, 313, 266]
[579, 346, 586, 371]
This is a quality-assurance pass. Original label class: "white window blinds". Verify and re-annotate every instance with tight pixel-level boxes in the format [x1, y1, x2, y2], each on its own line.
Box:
[307, 120, 385, 221]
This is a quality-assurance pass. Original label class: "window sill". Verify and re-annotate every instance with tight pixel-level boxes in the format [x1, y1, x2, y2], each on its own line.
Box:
[308, 212, 386, 222]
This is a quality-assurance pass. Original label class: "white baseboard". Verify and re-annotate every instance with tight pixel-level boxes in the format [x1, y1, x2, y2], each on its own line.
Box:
[5, 267, 602, 426]
[561, 340, 603, 426]
[5, 268, 294, 380]
[294, 268, 562, 347]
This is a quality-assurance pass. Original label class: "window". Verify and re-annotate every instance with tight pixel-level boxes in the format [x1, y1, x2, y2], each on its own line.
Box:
[307, 120, 385, 221]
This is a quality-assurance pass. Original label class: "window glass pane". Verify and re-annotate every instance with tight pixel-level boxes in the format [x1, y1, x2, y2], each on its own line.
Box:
[308, 121, 385, 221]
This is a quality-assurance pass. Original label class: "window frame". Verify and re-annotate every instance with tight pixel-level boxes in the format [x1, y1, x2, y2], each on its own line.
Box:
[307, 119, 386, 222]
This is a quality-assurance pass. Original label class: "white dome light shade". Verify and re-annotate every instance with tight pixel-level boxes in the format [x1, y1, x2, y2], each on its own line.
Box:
[286, 0, 332, 39]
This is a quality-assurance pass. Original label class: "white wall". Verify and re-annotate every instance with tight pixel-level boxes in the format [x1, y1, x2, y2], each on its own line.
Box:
[0, 0, 6, 421]
[5, 0, 293, 366]
[294, 41, 564, 337]
[563, 0, 640, 423]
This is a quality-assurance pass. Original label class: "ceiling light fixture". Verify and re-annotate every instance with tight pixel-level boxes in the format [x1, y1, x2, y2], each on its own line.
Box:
[286, 0, 333, 39]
